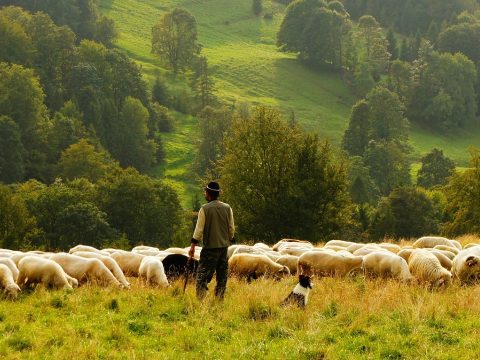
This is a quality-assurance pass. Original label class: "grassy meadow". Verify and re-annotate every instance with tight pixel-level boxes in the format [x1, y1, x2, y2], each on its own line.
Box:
[98, 0, 480, 203]
[2, 236, 480, 359]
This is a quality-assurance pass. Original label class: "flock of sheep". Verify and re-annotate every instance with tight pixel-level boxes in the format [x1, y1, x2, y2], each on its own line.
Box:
[0, 236, 479, 299]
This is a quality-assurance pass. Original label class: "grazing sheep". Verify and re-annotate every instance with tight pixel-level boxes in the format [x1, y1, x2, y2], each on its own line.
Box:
[408, 249, 452, 287]
[229, 254, 290, 281]
[139, 256, 169, 287]
[449, 239, 462, 250]
[110, 250, 146, 276]
[132, 245, 160, 252]
[228, 245, 242, 259]
[0, 258, 18, 282]
[69, 244, 109, 256]
[362, 252, 413, 283]
[0, 264, 21, 298]
[324, 240, 357, 248]
[298, 251, 363, 277]
[353, 246, 388, 257]
[378, 243, 401, 254]
[233, 246, 280, 261]
[162, 254, 198, 281]
[452, 247, 480, 284]
[17, 256, 72, 290]
[465, 243, 480, 249]
[273, 239, 313, 251]
[279, 247, 312, 257]
[427, 250, 453, 270]
[131, 249, 161, 256]
[10, 252, 42, 267]
[253, 243, 271, 250]
[397, 249, 413, 262]
[165, 247, 188, 255]
[346, 243, 367, 253]
[433, 245, 459, 255]
[275, 255, 299, 275]
[49, 253, 122, 288]
[73, 251, 130, 288]
[322, 245, 348, 252]
[430, 249, 455, 261]
[413, 236, 455, 249]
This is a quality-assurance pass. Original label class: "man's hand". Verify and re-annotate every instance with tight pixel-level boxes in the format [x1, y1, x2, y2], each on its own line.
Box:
[188, 243, 196, 258]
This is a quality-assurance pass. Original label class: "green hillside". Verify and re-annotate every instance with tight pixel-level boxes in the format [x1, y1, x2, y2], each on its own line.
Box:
[99, 0, 480, 204]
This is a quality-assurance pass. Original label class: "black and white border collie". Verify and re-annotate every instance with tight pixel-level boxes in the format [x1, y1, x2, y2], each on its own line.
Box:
[281, 274, 313, 308]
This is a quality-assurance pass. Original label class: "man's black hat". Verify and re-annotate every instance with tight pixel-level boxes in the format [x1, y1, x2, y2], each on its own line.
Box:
[205, 181, 220, 192]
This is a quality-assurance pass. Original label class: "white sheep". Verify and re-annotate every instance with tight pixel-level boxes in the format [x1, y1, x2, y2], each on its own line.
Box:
[362, 252, 413, 283]
[132, 245, 160, 252]
[324, 240, 357, 248]
[426, 249, 453, 270]
[69, 244, 109, 256]
[378, 243, 401, 254]
[73, 251, 130, 288]
[110, 250, 145, 276]
[49, 253, 122, 287]
[275, 255, 299, 275]
[452, 247, 480, 284]
[0, 264, 21, 298]
[397, 249, 413, 262]
[433, 245, 459, 255]
[272, 239, 313, 252]
[464, 243, 480, 249]
[0, 258, 19, 282]
[413, 236, 456, 249]
[17, 256, 73, 290]
[298, 251, 363, 277]
[353, 246, 388, 257]
[346, 243, 367, 253]
[229, 254, 290, 280]
[408, 249, 452, 287]
[139, 256, 169, 287]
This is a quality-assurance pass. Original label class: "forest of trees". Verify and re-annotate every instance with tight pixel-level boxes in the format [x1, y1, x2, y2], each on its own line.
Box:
[0, 0, 479, 250]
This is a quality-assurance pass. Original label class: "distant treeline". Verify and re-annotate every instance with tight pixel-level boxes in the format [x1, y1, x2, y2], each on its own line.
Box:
[340, 0, 479, 35]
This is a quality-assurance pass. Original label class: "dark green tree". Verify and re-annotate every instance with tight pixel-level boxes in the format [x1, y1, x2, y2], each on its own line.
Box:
[191, 56, 215, 109]
[386, 28, 398, 60]
[97, 169, 183, 247]
[0, 184, 37, 249]
[58, 139, 119, 183]
[443, 148, 480, 236]
[417, 148, 456, 188]
[369, 187, 438, 239]
[364, 140, 411, 196]
[0, 116, 26, 183]
[151, 8, 200, 74]
[342, 100, 370, 156]
[218, 106, 354, 242]
[196, 106, 232, 176]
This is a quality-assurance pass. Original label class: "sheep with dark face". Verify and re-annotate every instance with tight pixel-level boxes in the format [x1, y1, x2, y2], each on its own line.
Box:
[452, 247, 480, 285]
[161, 254, 198, 281]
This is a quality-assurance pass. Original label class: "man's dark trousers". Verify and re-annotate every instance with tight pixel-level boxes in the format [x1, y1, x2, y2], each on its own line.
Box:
[196, 247, 228, 300]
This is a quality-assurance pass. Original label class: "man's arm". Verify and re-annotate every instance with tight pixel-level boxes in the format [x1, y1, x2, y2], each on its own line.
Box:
[189, 207, 205, 257]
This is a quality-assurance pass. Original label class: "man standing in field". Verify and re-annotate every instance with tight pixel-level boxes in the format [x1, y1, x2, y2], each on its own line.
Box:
[189, 181, 235, 300]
